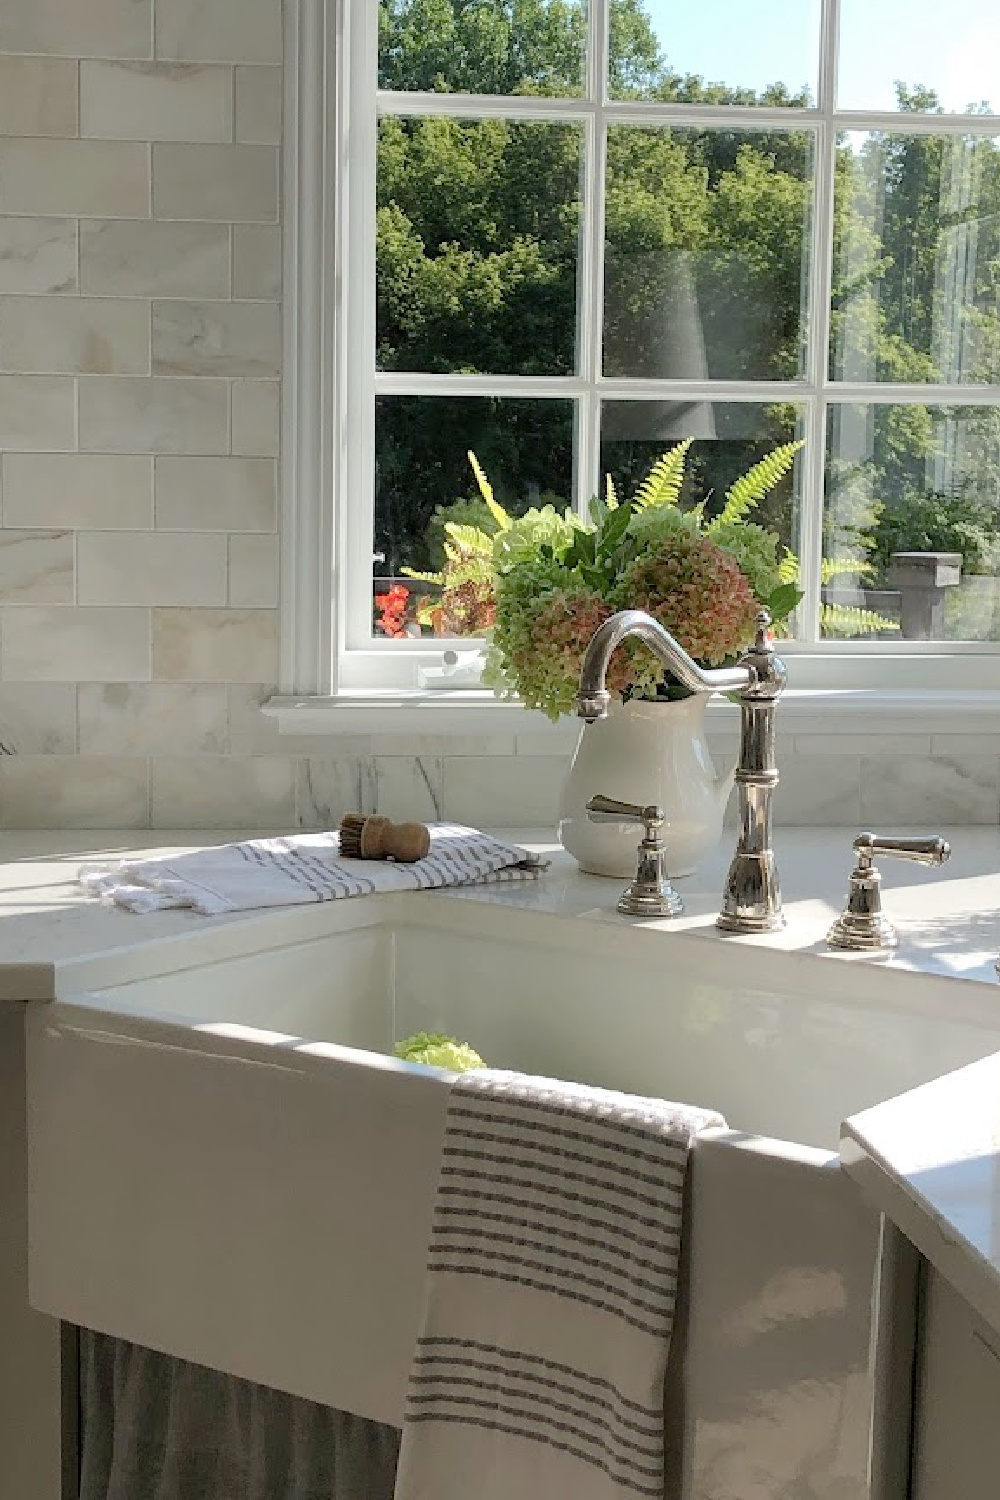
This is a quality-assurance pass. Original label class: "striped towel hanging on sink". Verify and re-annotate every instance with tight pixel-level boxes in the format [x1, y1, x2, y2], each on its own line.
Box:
[393, 1069, 725, 1500]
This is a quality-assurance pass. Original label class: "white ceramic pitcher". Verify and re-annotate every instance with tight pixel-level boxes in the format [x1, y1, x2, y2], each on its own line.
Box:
[557, 693, 736, 878]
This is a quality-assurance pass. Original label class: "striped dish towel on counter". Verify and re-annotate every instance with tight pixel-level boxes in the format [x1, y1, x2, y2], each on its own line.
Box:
[393, 1069, 726, 1500]
[79, 825, 543, 915]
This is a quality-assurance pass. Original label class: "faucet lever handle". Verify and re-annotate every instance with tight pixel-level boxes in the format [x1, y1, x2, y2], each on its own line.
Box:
[586, 795, 664, 830]
[828, 830, 951, 951]
[854, 831, 951, 869]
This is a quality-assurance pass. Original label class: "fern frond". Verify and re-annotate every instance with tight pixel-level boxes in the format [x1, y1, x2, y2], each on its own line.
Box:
[709, 440, 803, 531]
[468, 451, 512, 531]
[443, 522, 495, 557]
[777, 548, 799, 584]
[605, 473, 619, 510]
[821, 555, 876, 583]
[632, 439, 692, 511]
[821, 603, 899, 638]
[400, 566, 444, 584]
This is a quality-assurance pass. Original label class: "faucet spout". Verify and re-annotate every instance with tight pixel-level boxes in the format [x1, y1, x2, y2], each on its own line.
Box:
[577, 610, 753, 720]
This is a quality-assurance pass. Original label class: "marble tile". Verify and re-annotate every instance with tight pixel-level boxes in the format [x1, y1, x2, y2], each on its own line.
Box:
[0, 756, 149, 829]
[372, 757, 444, 822]
[81, 60, 232, 142]
[231, 380, 279, 457]
[515, 724, 580, 757]
[155, 456, 276, 530]
[235, 66, 281, 144]
[156, 0, 282, 65]
[2, 607, 150, 683]
[150, 755, 295, 828]
[0, 0, 153, 60]
[3, 455, 153, 529]
[0, 531, 74, 604]
[369, 733, 518, 757]
[0, 140, 149, 218]
[152, 299, 280, 378]
[226, 683, 356, 757]
[81, 220, 229, 299]
[229, 534, 278, 608]
[77, 531, 228, 606]
[793, 733, 933, 758]
[771, 753, 861, 827]
[0, 58, 78, 137]
[232, 225, 280, 300]
[0, 296, 149, 375]
[0, 218, 77, 296]
[860, 754, 1000, 826]
[79, 376, 229, 455]
[0, 377, 75, 452]
[295, 757, 369, 829]
[79, 682, 227, 754]
[151, 606, 277, 681]
[152, 143, 277, 222]
[931, 734, 1000, 757]
[442, 755, 566, 829]
[0, 684, 76, 754]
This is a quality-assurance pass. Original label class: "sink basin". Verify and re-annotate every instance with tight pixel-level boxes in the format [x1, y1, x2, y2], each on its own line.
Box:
[25, 881, 1000, 1490]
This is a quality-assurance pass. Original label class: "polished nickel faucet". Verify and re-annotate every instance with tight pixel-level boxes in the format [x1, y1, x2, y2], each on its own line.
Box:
[577, 608, 788, 933]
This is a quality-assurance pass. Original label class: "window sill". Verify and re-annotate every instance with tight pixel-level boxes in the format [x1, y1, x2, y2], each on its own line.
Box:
[262, 688, 1000, 740]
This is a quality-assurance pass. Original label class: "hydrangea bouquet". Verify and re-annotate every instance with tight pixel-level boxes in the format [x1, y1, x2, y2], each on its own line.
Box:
[405, 440, 803, 721]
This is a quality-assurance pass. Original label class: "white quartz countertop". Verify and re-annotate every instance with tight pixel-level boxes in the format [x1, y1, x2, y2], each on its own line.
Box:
[2, 823, 1000, 1002]
[842, 1056, 1000, 1338]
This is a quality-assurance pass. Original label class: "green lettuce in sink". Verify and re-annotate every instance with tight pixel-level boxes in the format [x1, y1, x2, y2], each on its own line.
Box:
[394, 1032, 487, 1072]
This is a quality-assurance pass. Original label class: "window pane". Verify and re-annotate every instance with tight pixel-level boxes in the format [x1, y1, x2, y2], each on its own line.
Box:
[838, 0, 1000, 115]
[377, 117, 582, 376]
[832, 132, 1000, 385]
[378, 0, 586, 96]
[374, 396, 574, 638]
[601, 400, 804, 605]
[609, 0, 819, 105]
[824, 403, 1000, 641]
[604, 127, 812, 381]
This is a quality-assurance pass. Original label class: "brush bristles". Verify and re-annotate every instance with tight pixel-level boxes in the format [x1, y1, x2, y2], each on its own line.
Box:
[339, 812, 368, 858]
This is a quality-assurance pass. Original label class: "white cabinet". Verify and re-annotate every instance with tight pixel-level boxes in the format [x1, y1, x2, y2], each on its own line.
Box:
[911, 1265, 1000, 1500]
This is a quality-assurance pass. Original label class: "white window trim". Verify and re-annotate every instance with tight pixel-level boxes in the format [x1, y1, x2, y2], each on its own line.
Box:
[277, 0, 1000, 735]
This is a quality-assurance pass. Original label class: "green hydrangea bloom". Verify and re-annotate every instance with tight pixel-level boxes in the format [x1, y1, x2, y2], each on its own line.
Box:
[394, 1032, 488, 1072]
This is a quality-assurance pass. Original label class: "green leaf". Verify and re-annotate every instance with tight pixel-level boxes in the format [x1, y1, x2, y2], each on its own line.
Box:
[709, 440, 803, 530]
[588, 492, 607, 525]
[597, 503, 633, 554]
[443, 521, 494, 556]
[633, 440, 692, 510]
[468, 450, 512, 532]
[764, 581, 804, 624]
[605, 474, 619, 510]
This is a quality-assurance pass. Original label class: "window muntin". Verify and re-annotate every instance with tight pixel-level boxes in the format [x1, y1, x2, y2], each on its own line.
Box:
[342, 0, 1000, 672]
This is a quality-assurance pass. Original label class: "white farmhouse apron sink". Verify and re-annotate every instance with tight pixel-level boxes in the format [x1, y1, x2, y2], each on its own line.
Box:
[25, 848, 1000, 1472]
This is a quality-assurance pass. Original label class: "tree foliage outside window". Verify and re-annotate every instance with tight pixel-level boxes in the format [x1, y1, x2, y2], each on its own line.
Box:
[367, 0, 1000, 644]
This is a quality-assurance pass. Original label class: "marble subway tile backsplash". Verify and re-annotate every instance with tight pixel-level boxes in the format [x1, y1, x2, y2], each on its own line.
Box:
[0, 0, 153, 60]
[0, 218, 78, 296]
[80, 60, 233, 141]
[2, 454, 154, 529]
[80, 219, 231, 298]
[0, 0, 997, 835]
[0, 139, 150, 217]
[0, 57, 79, 137]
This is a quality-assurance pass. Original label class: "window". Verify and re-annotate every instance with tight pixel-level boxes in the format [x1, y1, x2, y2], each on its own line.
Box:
[281, 0, 1000, 701]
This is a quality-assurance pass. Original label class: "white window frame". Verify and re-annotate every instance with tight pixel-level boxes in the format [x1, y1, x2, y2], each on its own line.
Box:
[274, 0, 1000, 734]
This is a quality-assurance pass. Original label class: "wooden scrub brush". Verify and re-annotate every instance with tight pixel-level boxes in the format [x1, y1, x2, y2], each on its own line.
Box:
[339, 812, 431, 863]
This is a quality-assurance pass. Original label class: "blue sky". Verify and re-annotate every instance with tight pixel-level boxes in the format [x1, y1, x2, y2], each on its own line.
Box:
[641, 0, 1000, 114]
